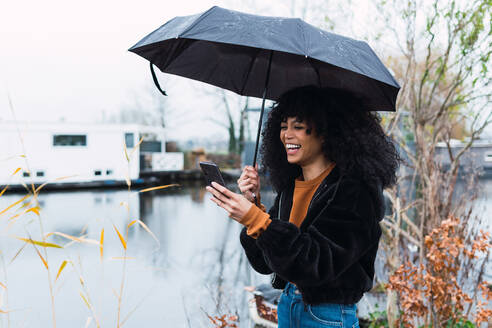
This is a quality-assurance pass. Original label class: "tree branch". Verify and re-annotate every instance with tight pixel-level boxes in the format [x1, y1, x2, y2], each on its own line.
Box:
[381, 220, 421, 247]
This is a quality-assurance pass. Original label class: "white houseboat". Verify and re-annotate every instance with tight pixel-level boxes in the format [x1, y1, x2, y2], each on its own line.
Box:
[0, 121, 184, 188]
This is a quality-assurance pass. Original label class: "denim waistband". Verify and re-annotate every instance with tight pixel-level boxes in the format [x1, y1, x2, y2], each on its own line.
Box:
[283, 282, 358, 313]
[283, 282, 303, 298]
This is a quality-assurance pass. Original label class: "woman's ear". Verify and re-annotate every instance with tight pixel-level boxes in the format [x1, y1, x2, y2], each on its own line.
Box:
[305, 118, 317, 135]
[305, 121, 313, 135]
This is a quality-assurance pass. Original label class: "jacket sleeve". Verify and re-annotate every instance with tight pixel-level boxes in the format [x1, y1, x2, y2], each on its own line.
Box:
[239, 193, 280, 275]
[256, 179, 381, 287]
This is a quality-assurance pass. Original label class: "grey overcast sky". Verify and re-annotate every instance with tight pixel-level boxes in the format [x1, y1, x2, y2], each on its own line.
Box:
[1, 0, 235, 135]
[2, 0, 488, 141]
[1, 0, 379, 142]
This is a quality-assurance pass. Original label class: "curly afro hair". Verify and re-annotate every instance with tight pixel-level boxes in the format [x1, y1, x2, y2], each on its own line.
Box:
[260, 85, 400, 192]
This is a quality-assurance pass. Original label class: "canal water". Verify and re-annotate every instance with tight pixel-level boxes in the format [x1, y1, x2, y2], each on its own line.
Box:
[0, 179, 490, 327]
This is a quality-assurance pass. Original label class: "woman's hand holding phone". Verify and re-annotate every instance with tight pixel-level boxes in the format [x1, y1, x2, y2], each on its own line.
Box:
[206, 182, 252, 222]
[237, 164, 261, 203]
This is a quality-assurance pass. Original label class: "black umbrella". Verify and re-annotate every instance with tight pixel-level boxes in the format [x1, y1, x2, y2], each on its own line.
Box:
[129, 6, 400, 167]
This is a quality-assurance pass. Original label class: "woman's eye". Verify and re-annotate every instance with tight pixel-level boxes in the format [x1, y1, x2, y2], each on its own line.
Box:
[294, 126, 304, 130]
[280, 126, 287, 130]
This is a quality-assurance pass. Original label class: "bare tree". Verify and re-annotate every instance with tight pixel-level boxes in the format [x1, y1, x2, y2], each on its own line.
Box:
[104, 77, 198, 131]
[201, 88, 251, 155]
[368, 0, 492, 325]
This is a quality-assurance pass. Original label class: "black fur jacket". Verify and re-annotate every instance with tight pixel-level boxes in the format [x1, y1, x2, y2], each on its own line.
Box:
[239, 166, 385, 305]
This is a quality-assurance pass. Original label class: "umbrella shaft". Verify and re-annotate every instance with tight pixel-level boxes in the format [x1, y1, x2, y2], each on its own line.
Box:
[252, 51, 273, 170]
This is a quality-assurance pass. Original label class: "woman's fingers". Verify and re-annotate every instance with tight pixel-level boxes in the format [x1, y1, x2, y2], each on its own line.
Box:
[239, 185, 255, 193]
[207, 187, 235, 214]
[207, 185, 229, 202]
[241, 165, 255, 176]
[238, 176, 255, 189]
[238, 180, 248, 189]
[239, 166, 258, 180]
[238, 179, 256, 190]
[244, 166, 258, 176]
[238, 172, 257, 183]
[207, 185, 242, 221]
[238, 170, 248, 181]
[238, 177, 257, 189]
[246, 168, 258, 177]
[210, 194, 233, 211]
[207, 183, 253, 222]
[241, 174, 258, 184]
[238, 166, 260, 201]
[239, 180, 255, 187]
[210, 182, 235, 199]
[238, 187, 255, 203]
[239, 177, 256, 186]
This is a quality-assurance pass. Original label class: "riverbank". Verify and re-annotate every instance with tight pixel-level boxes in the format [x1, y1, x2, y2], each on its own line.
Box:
[1, 169, 242, 194]
[5, 166, 492, 194]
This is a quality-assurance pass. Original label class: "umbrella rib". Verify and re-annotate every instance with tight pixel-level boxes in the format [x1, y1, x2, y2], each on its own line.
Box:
[130, 7, 400, 111]
[180, 7, 216, 37]
[240, 48, 265, 95]
[307, 58, 322, 88]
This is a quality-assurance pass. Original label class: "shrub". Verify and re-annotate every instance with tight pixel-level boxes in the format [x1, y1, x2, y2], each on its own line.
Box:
[387, 216, 491, 327]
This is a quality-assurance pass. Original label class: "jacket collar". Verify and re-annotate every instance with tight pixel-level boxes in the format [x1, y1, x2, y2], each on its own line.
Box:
[279, 165, 343, 230]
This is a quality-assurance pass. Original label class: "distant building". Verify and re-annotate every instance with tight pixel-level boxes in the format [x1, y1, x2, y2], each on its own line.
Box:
[0, 122, 184, 187]
[435, 138, 492, 175]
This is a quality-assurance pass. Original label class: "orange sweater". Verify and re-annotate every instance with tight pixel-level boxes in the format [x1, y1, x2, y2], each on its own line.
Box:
[239, 163, 336, 238]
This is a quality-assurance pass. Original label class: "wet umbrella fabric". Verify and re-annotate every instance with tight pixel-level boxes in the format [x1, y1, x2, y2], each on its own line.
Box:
[129, 6, 400, 165]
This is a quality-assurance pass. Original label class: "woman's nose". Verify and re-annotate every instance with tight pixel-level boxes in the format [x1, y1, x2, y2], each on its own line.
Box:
[285, 128, 294, 139]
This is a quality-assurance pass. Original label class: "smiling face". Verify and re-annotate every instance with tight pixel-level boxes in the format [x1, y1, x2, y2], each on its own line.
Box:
[280, 117, 325, 167]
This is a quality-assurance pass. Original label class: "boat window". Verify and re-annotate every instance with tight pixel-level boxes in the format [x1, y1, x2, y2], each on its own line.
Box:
[53, 135, 87, 146]
[23, 171, 30, 177]
[106, 169, 113, 175]
[125, 133, 134, 148]
[94, 170, 102, 176]
[36, 171, 44, 177]
[485, 152, 492, 162]
[141, 141, 162, 152]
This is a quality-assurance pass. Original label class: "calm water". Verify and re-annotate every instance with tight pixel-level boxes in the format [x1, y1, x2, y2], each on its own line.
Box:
[0, 179, 490, 327]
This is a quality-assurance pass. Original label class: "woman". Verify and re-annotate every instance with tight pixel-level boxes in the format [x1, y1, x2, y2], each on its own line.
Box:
[206, 85, 399, 327]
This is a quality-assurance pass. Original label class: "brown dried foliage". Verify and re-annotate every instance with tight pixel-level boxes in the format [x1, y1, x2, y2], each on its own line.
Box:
[387, 216, 491, 327]
[206, 313, 239, 328]
[254, 294, 278, 323]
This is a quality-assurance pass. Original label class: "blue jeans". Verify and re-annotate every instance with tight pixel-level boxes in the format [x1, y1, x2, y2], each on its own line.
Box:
[277, 283, 360, 328]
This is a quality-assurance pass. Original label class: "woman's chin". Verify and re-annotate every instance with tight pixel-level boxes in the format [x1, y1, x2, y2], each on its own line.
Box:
[286, 157, 300, 164]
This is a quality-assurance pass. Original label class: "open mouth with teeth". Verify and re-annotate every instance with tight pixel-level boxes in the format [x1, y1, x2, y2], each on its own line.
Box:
[286, 143, 302, 155]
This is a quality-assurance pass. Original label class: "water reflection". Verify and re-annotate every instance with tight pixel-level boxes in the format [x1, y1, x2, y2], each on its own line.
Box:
[0, 181, 277, 327]
[0, 179, 489, 327]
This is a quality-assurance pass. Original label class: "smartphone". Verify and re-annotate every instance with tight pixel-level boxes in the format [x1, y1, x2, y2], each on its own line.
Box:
[199, 161, 226, 187]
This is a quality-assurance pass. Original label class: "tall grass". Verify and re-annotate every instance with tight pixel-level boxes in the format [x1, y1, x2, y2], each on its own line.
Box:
[0, 94, 176, 327]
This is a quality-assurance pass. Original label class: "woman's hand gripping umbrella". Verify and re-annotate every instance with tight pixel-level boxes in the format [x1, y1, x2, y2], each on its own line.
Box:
[237, 164, 261, 203]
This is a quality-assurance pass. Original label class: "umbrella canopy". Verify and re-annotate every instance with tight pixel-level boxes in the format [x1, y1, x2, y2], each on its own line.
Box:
[129, 6, 400, 111]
